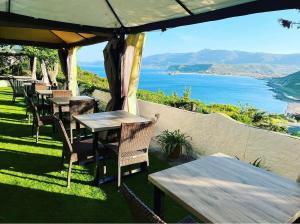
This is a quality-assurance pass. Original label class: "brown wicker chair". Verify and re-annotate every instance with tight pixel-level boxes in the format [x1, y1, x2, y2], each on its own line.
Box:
[52, 90, 72, 115]
[121, 184, 166, 223]
[120, 184, 196, 223]
[8, 78, 23, 103]
[104, 114, 159, 187]
[29, 98, 53, 143]
[69, 99, 95, 143]
[53, 116, 95, 188]
[34, 83, 48, 91]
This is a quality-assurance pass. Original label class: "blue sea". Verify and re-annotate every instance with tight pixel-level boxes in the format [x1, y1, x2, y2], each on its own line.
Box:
[81, 65, 287, 114]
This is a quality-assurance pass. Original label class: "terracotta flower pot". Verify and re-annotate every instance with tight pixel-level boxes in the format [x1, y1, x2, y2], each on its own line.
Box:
[168, 145, 182, 159]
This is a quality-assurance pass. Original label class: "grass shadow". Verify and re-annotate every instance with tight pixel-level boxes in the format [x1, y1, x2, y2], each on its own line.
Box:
[0, 182, 132, 223]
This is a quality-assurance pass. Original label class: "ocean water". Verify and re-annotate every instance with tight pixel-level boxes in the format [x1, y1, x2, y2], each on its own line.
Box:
[81, 65, 287, 114]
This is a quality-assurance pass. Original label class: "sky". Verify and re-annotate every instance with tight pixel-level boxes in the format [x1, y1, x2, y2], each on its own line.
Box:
[78, 9, 300, 63]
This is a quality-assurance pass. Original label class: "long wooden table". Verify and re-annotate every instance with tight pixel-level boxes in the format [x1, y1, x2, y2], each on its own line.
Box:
[50, 96, 95, 119]
[148, 153, 300, 223]
[36, 89, 52, 115]
[73, 110, 151, 185]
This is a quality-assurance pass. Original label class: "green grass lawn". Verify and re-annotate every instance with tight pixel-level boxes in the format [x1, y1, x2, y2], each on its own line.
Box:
[0, 87, 191, 223]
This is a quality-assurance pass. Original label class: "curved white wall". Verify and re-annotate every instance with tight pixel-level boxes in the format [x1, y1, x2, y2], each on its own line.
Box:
[93, 90, 300, 180]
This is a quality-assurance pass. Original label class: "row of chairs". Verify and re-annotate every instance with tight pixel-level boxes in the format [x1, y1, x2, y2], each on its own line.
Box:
[23, 87, 160, 188]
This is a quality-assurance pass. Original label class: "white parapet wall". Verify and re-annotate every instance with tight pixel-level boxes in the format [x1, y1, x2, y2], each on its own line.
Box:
[93, 89, 300, 180]
[0, 80, 10, 87]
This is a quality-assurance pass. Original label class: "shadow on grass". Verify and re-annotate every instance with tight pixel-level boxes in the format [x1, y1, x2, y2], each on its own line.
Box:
[0, 149, 62, 175]
[0, 182, 132, 223]
[0, 112, 27, 121]
[0, 100, 25, 107]
[0, 137, 62, 150]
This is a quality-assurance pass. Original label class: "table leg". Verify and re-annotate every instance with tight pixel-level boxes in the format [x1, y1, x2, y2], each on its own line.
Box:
[76, 121, 80, 142]
[154, 186, 165, 219]
[37, 93, 40, 107]
[41, 95, 45, 115]
[93, 133, 100, 185]
[58, 105, 63, 120]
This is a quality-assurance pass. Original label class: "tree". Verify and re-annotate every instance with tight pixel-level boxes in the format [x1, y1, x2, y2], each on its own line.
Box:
[0, 45, 24, 75]
[279, 11, 300, 29]
[22, 46, 59, 84]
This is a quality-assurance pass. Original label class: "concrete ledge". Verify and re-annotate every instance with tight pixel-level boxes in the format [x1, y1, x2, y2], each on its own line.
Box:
[93, 89, 300, 180]
[0, 80, 10, 87]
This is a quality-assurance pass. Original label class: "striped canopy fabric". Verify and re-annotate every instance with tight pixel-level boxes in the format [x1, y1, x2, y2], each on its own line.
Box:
[0, 0, 298, 48]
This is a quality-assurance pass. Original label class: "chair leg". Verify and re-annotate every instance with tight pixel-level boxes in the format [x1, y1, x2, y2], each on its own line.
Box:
[61, 151, 65, 169]
[67, 161, 73, 188]
[118, 165, 121, 187]
[36, 126, 40, 144]
[32, 123, 35, 136]
[70, 128, 73, 144]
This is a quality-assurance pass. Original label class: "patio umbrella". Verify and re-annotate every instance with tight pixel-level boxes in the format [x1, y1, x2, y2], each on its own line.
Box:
[58, 47, 79, 95]
[121, 33, 145, 114]
[67, 47, 79, 96]
[41, 60, 50, 85]
[29, 56, 37, 80]
[103, 37, 124, 111]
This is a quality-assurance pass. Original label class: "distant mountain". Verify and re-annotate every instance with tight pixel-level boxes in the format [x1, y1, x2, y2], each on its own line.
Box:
[142, 49, 300, 69]
[78, 49, 300, 78]
[168, 63, 300, 78]
[268, 71, 300, 102]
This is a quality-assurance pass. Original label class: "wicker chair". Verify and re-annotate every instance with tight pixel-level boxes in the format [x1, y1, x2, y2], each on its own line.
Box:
[121, 184, 166, 223]
[104, 114, 159, 187]
[52, 90, 72, 115]
[34, 83, 48, 91]
[29, 98, 53, 143]
[120, 184, 196, 224]
[53, 116, 95, 188]
[69, 99, 95, 143]
[8, 78, 23, 103]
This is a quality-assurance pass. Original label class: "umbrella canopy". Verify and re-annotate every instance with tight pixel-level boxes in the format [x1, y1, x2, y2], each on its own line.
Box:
[0, 0, 298, 48]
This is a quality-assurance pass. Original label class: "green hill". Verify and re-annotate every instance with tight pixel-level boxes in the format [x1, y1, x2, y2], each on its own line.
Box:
[167, 63, 300, 78]
[268, 71, 300, 101]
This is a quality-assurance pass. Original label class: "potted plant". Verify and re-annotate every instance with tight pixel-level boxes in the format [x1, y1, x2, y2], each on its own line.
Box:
[156, 129, 193, 159]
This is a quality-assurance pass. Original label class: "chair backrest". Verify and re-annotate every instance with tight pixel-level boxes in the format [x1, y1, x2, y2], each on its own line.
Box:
[53, 116, 73, 153]
[118, 114, 159, 158]
[35, 83, 48, 91]
[52, 90, 72, 114]
[8, 78, 21, 95]
[69, 99, 95, 124]
[120, 184, 166, 224]
[28, 97, 40, 124]
[52, 90, 72, 98]
[23, 88, 29, 104]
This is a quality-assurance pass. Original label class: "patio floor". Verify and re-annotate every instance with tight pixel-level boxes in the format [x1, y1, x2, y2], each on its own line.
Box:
[0, 87, 191, 223]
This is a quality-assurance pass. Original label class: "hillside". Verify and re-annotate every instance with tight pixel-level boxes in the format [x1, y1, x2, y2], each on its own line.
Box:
[168, 63, 300, 78]
[143, 49, 300, 69]
[268, 71, 300, 101]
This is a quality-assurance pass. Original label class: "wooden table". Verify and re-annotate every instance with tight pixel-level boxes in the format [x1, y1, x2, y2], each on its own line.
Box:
[36, 90, 53, 115]
[49, 96, 95, 119]
[148, 153, 300, 223]
[74, 110, 151, 185]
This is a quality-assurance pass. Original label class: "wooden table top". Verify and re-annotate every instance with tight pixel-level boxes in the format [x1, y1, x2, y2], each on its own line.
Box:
[148, 153, 300, 223]
[36, 90, 53, 95]
[73, 110, 150, 132]
[12, 76, 32, 80]
[49, 96, 94, 106]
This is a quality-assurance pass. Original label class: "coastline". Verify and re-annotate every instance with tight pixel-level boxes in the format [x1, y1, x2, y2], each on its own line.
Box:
[167, 71, 284, 79]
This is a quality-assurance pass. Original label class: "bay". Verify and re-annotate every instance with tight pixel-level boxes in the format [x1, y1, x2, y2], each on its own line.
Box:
[81, 65, 287, 114]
